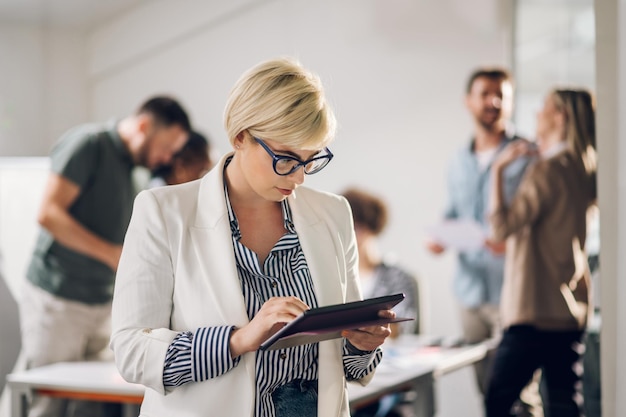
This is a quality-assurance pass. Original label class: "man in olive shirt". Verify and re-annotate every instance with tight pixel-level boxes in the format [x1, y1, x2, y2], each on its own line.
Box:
[20, 96, 191, 417]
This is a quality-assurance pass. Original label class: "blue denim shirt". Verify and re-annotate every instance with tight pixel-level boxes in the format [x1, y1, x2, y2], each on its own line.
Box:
[444, 135, 530, 308]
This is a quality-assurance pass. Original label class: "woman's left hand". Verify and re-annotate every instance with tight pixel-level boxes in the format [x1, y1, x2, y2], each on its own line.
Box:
[341, 309, 395, 351]
[493, 140, 537, 171]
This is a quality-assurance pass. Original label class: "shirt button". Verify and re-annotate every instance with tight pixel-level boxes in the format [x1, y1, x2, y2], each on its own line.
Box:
[279, 353, 287, 360]
[142, 328, 152, 334]
[272, 281, 277, 288]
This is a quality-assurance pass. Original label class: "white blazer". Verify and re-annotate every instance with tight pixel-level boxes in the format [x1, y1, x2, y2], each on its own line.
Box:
[110, 154, 372, 417]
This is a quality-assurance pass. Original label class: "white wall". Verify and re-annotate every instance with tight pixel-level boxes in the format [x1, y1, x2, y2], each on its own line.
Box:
[0, 24, 46, 156]
[84, 1, 511, 415]
[0, 158, 49, 296]
[0, 24, 87, 157]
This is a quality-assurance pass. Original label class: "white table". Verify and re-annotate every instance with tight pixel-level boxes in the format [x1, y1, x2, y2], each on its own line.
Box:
[349, 335, 490, 415]
[7, 336, 488, 417]
[6, 362, 143, 417]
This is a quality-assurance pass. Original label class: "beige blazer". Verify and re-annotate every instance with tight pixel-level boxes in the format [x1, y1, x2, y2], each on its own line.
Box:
[110, 154, 371, 417]
[490, 150, 593, 331]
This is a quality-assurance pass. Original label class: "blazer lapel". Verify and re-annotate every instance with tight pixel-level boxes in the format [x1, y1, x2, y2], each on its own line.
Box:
[289, 190, 348, 417]
[288, 192, 344, 308]
[189, 154, 250, 327]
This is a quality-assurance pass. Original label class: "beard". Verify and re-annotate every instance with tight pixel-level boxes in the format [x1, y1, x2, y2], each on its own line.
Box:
[477, 109, 503, 131]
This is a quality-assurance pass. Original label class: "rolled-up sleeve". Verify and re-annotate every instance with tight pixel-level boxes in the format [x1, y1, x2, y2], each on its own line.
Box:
[163, 326, 241, 388]
[342, 340, 383, 381]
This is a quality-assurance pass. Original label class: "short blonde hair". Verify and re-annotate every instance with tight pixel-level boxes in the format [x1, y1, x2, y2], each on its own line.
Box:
[223, 57, 336, 150]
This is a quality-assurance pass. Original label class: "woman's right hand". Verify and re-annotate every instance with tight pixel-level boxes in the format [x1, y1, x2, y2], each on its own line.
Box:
[229, 296, 310, 357]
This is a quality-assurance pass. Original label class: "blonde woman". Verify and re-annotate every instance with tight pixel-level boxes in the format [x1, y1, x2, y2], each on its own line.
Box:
[110, 58, 394, 417]
[485, 89, 596, 417]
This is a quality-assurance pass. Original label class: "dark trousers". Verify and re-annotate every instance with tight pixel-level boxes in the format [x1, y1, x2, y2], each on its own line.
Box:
[485, 325, 583, 417]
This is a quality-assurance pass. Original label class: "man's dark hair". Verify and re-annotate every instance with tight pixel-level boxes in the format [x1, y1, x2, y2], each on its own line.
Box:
[465, 68, 513, 94]
[137, 96, 191, 132]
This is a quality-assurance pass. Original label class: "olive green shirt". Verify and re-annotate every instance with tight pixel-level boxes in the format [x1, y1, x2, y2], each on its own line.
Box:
[27, 121, 141, 304]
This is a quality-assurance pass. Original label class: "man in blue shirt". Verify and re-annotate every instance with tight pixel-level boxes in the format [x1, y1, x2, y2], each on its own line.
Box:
[426, 68, 535, 415]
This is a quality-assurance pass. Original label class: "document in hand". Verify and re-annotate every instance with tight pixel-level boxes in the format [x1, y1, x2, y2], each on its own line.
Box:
[259, 293, 413, 351]
[425, 219, 486, 251]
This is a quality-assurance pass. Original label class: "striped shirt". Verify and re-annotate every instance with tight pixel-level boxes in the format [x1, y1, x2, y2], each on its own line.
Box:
[162, 168, 382, 416]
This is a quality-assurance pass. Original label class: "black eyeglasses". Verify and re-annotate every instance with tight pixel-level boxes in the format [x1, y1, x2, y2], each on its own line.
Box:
[253, 137, 333, 176]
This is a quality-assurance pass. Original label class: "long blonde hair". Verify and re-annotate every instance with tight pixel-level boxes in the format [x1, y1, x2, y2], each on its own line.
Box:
[552, 88, 597, 200]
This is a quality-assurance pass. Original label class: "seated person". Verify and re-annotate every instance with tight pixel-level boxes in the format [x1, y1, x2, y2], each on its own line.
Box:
[150, 130, 213, 187]
[343, 187, 419, 417]
[342, 187, 419, 336]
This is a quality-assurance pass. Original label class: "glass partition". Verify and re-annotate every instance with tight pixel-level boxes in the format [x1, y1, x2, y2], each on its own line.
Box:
[513, 0, 595, 138]
[513, 2, 599, 416]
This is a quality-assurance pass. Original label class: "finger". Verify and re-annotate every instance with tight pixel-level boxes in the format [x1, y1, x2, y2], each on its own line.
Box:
[254, 305, 305, 330]
[347, 322, 392, 337]
[343, 328, 390, 351]
[362, 324, 392, 336]
[343, 329, 376, 342]
[263, 296, 309, 316]
[266, 295, 308, 308]
[377, 309, 396, 319]
[284, 296, 310, 311]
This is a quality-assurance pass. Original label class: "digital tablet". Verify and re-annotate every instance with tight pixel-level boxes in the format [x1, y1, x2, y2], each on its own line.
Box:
[259, 293, 413, 351]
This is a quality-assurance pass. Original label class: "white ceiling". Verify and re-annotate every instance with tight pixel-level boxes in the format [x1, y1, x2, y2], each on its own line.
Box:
[0, 0, 146, 29]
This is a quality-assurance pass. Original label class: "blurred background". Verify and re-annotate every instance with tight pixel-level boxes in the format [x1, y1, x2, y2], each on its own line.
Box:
[0, 0, 623, 416]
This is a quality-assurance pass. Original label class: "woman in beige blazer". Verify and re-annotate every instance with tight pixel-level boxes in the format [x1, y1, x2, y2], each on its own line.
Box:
[110, 58, 394, 417]
[484, 89, 596, 417]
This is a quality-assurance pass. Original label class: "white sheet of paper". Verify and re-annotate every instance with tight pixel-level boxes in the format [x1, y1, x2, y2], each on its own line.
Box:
[426, 219, 486, 251]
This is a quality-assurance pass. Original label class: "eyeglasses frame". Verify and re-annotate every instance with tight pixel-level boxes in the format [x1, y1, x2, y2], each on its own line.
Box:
[253, 136, 334, 176]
